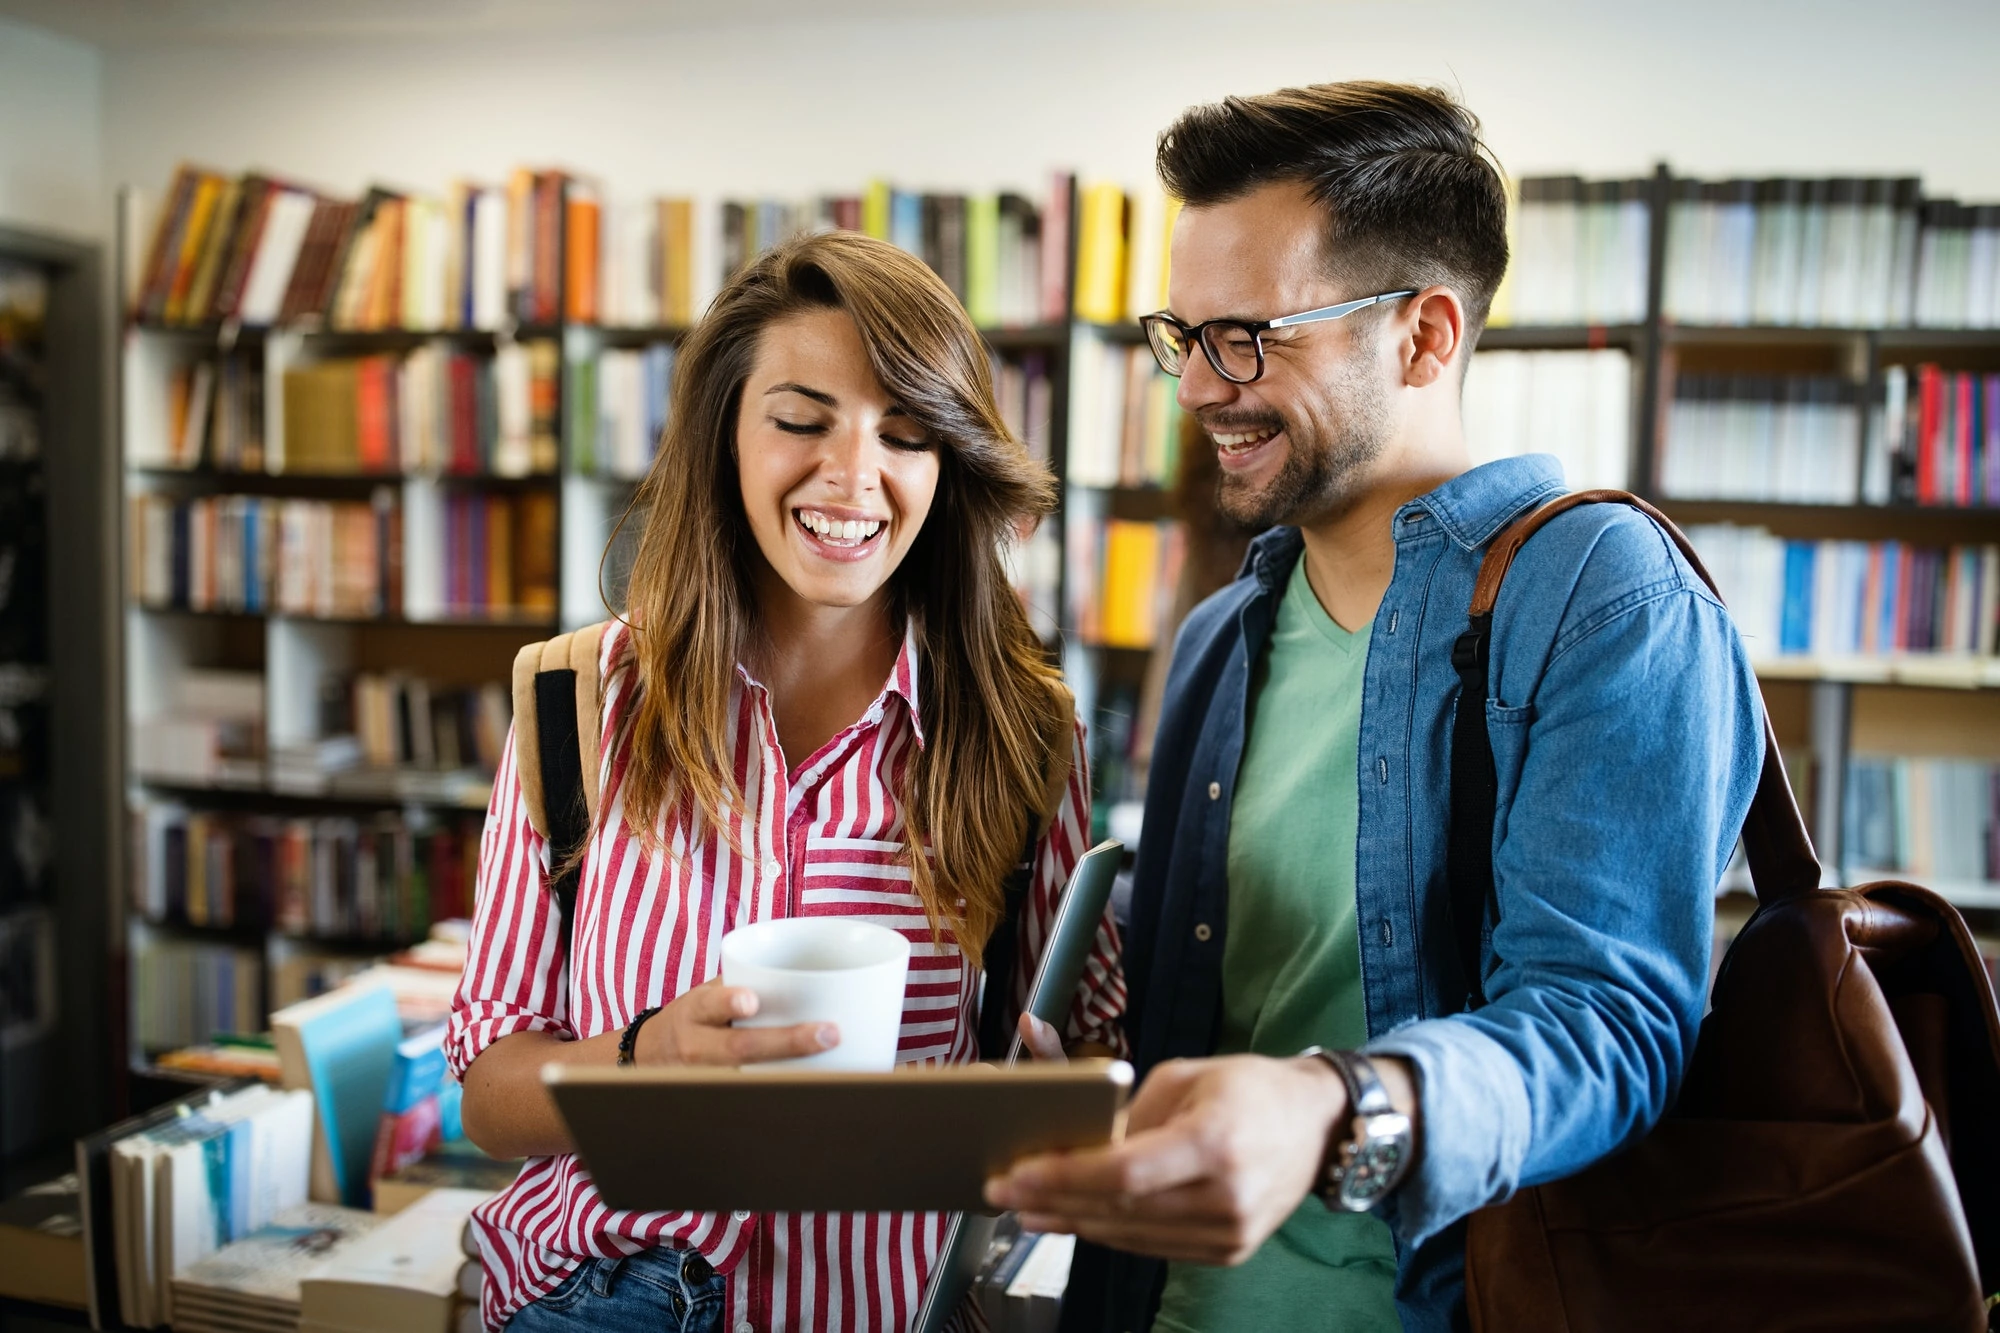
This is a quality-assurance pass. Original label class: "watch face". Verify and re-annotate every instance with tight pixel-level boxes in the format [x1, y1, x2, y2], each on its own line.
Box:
[1336, 1113, 1412, 1209]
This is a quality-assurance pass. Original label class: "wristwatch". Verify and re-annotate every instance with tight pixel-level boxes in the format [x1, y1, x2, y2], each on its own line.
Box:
[1299, 1047, 1414, 1212]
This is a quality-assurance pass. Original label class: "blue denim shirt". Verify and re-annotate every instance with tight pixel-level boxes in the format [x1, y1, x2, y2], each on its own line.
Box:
[1084, 455, 1764, 1333]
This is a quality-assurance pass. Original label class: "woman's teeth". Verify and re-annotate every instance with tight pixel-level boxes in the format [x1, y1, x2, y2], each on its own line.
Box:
[1212, 425, 1279, 454]
[795, 509, 884, 546]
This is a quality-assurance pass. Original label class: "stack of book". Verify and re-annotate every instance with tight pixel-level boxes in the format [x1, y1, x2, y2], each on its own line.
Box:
[131, 668, 265, 787]
[168, 1203, 382, 1333]
[297, 1189, 492, 1333]
[1843, 754, 1999, 886]
[1461, 348, 1633, 492]
[1685, 524, 1998, 660]
[0, 1172, 86, 1310]
[1067, 518, 1186, 650]
[1662, 177, 1924, 326]
[130, 802, 485, 942]
[992, 351, 1056, 466]
[1656, 374, 1866, 504]
[283, 340, 559, 477]
[127, 490, 398, 618]
[1883, 364, 2000, 507]
[105, 1082, 316, 1326]
[1066, 340, 1182, 488]
[1495, 177, 1652, 326]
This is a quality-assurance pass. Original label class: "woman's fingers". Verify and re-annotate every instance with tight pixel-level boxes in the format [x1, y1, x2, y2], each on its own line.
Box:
[1017, 1013, 1067, 1062]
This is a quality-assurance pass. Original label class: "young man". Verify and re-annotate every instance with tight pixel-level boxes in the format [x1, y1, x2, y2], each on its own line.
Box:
[985, 83, 1765, 1332]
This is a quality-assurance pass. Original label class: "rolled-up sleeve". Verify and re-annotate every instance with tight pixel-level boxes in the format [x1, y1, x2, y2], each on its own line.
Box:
[446, 723, 576, 1082]
[1015, 719, 1129, 1056]
[1366, 585, 1762, 1244]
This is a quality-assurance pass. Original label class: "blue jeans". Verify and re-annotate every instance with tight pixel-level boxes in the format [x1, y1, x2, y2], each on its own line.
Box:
[505, 1246, 727, 1332]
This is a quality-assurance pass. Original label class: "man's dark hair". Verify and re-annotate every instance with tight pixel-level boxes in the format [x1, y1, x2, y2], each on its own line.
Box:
[1157, 81, 1509, 339]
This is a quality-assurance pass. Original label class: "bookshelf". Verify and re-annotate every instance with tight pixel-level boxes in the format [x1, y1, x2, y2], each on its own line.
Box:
[113, 159, 2000, 1068]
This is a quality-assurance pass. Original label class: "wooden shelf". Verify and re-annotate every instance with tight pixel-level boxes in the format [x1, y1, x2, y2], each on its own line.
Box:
[138, 773, 494, 812]
[132, 603, 558, 630]
[1479, 323, 1646, 350]
[1752, 655, 2000, 690]
[132, 466, 558, 492]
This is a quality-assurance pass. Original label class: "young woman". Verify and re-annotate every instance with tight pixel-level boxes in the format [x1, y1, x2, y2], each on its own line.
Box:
[447, 230, 1125, 1333]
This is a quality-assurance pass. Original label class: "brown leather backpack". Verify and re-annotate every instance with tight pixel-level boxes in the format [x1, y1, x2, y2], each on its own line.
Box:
[1449, 492, 2000, 1332]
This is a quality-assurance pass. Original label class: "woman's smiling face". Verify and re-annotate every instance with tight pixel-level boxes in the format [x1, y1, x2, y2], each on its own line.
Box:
[735, 306, 942, 614]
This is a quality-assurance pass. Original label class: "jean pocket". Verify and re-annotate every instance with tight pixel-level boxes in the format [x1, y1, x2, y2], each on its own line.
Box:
[529, 1257, 616, 1315]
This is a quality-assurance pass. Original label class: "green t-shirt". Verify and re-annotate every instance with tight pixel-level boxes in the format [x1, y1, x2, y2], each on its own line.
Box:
[1153, 560, 1400, 1333]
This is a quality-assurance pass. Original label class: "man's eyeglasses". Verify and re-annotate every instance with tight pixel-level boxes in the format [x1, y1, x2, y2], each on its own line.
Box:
[1139, 290, 1419, 385]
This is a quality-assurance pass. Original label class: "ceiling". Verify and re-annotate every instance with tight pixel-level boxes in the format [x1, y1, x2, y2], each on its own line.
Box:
[0, 0, 1207, 47]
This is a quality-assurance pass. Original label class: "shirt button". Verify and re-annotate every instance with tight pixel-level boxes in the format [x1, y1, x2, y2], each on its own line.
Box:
[1207, 781, 1221, 800]
[733, 1209, 751, 1221]
[763, 858, 781, 877]
[1193, 922, 1212, 942]
[736, 1322, 755, 1333]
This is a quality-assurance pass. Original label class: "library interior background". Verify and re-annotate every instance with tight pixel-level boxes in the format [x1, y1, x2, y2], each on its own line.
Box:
[1, 1, 1999, 1330]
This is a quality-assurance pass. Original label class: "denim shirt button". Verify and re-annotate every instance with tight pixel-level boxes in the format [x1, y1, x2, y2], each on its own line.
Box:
[1207, 781, 1221, 800]
[1377, 756, 1389, 783]
[1193, 922, 1212, 942]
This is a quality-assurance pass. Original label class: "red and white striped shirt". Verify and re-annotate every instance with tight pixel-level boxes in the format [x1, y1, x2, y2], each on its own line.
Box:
[448, 620, 1125, 1332]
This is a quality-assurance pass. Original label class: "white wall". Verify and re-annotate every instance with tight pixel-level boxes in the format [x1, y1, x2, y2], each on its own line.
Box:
[0, 16, 103, 240]
[92, 0, 2000, 223]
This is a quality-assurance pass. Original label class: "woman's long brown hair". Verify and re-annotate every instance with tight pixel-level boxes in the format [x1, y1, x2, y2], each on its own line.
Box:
[609, 230, 1065, 968]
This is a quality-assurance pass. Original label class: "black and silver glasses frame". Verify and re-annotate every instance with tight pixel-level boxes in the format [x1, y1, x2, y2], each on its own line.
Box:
[1140, 289, 1420, 385]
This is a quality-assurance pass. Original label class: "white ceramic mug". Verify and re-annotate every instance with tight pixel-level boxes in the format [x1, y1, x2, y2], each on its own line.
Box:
[718, 917, 911, 1072]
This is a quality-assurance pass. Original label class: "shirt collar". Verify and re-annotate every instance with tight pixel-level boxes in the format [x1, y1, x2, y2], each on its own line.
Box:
[1240, 453, 1570, 586]
[734, 617, 927, 750]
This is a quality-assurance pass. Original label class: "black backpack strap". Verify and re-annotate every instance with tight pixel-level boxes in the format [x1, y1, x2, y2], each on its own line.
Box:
[978, 814, 1040, 1060]
[534, 668, 589, 958]
[1447, 613, 1498, 1012]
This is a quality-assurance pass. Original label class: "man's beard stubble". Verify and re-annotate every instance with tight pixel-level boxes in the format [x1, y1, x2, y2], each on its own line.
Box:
[1212, 357, 1393, 531]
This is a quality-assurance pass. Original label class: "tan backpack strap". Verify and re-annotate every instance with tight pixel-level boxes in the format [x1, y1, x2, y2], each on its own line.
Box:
[511, 638, 552, 841]
[508, 621, 610, 843]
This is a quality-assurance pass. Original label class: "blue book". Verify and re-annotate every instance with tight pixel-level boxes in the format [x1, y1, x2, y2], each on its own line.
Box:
[271, 985, 403, 1208]
[1780, 541, 1816, 654]
[890, 190, 923, 257]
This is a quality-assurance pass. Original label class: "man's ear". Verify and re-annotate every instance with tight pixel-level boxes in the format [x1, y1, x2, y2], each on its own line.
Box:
[1403, 287, 1466, 389]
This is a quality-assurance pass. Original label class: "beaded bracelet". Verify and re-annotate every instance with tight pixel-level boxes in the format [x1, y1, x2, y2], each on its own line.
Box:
[617, 1006, 663, 1067]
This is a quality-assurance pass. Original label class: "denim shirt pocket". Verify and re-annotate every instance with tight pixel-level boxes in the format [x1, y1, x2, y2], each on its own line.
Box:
[1484, 700, 1536, 851]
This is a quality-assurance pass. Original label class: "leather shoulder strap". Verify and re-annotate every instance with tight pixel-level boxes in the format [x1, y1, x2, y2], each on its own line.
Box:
[1471, 488, 1820, 905]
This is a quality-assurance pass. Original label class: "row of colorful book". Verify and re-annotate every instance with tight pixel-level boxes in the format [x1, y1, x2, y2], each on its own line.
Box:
[132, 803, 484, 941]
[1461, 348, 1633, 492]
[324, 671, 510, 773]
[132, 164, 1187, 336]
[1067, 518, 1187, 649]
[1656, 374, 1867, 505]
[1844, 755, 2000, 887]
[129, 491, 396, 618]
[282, 341, 560, 476]
[1493, 176, 1651, 326]
[129, 936, 264, 1054]
[1066, 339, 1183, 488]
[1685, 524, 1999, 659]
[1660, 176, 2000, 328]
[1884, 364, 2000, 508]
[147, 355, 264, 470]
[133, 164, 585, 332]
[571, 341, 675, 479]
[128, 489, 559, 621]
